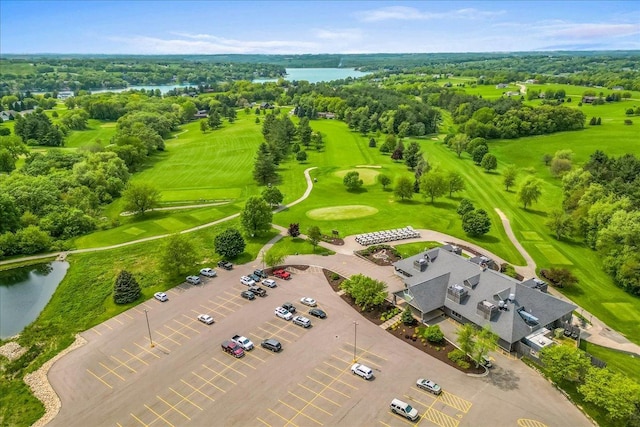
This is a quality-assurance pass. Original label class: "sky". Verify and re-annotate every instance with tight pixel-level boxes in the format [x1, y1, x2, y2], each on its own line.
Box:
[1, 1, 639, 55]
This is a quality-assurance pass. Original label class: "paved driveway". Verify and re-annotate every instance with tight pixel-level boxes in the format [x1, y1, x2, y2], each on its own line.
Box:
[48, 261, 590, 427]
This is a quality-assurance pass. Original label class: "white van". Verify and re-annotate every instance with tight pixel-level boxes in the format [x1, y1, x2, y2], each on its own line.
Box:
[350, 363, 373, 380]
[390, 398, 419, 421]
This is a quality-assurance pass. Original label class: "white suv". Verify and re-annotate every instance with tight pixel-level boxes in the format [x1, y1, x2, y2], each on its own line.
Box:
[240, 276, 256, 286]
[275, 307, 293, 320]
[351, 363, 374, 380]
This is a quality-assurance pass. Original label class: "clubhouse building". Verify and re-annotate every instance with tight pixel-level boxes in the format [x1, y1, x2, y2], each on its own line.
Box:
[392, 247, 576, 352]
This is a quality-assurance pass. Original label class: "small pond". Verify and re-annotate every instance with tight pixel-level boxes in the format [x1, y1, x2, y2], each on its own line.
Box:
[0, 261, 69, 339]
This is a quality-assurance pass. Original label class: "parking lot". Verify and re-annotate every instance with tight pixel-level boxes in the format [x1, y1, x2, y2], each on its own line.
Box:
[48, 261, 591, 427]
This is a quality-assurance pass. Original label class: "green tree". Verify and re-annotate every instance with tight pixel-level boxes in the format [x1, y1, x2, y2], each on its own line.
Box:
[550, 158, 572, 176]
[540, 345, 590, 383]
[421, 325, 444, 343]
[0, 149, 15, 172]
[472, 145, 489, 165]
[480, 153, 498, 172]
[113, 270, 141, 304]
[122, 182, 161, 215]
[450, 134, 469, 158]
[394, 176, 414, 200]
[546, 209, 573, 240]
[378, 174, 391, 190]
[503, 164, 518, 191]
[404, 141, 421, 170]
[470, 326, 498, 368]
[340, 274, 388, 311]
[288, 223, 300, 237]
[401, 305, 414, 325]
[298, 117, 312, 146]
[207, 111, 222, 129]
[199, 120, 208, 133]
[0, 193, 20, 233]
[307, 225, 322, 251]
[0, 135, 29, 160]
[518, 177, 543, 209]
[420, 171, 447, 203]
[456, 323, 476, 357]
[253, 143, 278, 185]
[160, 233, 197, 276]
[343, 171, 363, 191]
[214, 228, 246, 259]
[240, 196, 273, 236]
[462, 209, 492, 237]
[457, 199, 475, 217]
[311, 131, 324, 151]
[264, 249, 287, 268]
[579, 366, 640, 421]
[261, 186, 284, 207]
[447, 171, 465, 197]
[296, 150, 307, 162]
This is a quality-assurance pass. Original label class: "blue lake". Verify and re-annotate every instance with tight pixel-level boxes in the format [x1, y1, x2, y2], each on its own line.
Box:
[0, 261, 69, 339]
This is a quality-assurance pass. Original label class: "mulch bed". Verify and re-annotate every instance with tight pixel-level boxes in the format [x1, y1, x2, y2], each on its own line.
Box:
[321, 236, 345, 246]
[355, 245, 402, 266]
[386, 324, 484, 374]
[322, 267, 483, 373]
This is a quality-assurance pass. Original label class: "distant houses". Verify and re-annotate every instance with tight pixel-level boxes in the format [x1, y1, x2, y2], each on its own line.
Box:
[495, 83, 508, 89]
[193, 110, 208, 119]
[57, 91, 74, 100]
[317, 112, 336, 119]
[582, 96, 598, 104]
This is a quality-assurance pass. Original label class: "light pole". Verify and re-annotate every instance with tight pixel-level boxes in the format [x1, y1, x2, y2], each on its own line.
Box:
[144, 309, 154, 348]
[353, 321, 358, 362]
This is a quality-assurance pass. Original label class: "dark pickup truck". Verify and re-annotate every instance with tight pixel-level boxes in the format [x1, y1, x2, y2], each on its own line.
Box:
[221, 340, 245, 358]
[248, 286, 267, 297]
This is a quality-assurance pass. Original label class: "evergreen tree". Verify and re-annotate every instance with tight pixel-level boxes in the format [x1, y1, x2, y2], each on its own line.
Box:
[253, 143, 278, 185]
[113, 270, 141, 304]
[404, 141, 421, 170]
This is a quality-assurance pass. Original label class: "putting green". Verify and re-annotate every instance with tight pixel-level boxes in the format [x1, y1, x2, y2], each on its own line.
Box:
[334, 168, 380, 185]
[534, 243, 572, 265]
[306, 205, 379, 220]
[521, 231, 543, 241]
[122, 227, 146, 236]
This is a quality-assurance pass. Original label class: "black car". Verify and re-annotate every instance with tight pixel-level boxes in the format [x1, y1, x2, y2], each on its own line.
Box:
[254, 269, 268, 279]
[217, 260, 233, 270]
[248, 286, 267, 297]
[309, 308, 327, 319]
[282, 302, 296, 314]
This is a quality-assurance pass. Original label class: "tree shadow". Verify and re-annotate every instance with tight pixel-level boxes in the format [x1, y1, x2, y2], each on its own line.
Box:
[430, 200, 457, 210]
[396, 199, 421, 205]
[474, 235, 500, 244]
[482, 367, 520, 391]
[347, 188, 368, 194]
[520, 207, 547, 217]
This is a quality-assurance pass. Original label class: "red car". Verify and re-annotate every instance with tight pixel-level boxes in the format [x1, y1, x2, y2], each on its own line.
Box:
[273, 269, 291, 280]
[221, 340, 245, 358]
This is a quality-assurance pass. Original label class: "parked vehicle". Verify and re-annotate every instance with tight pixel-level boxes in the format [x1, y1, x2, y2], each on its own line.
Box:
[275, 307, 293, 320]
[240, 276, 256, 286]
[241, 290, 255, 300]
[186, 275, 201, 285]
[390, 398, 419, 421]
[308, 308, 327, 319]
[221, 340, 244, 358]
[300, 297, 317, 307]
[248, 273, 262, 283]
[351, 363, 374, 380]
[416, 378, 442, 395]
[197, 314, 214, 325]
[217, 260, 233, 270]
[154, 292, 168, 302]
[261, 338, 282, 352]
[481, 355, 493, 368]
[231, 335, 254, 351]
[282, 302, 296, 313]
[273, 269, 291, 280]
[292, 315, 311, 328]
[200, 268, 217, 277]
[262, 279, 277, 288]
[248, 286, 267, 297]
[254, 269, 268, 279]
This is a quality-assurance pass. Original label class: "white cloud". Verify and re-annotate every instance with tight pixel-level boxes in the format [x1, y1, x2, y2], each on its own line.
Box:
[542, 22, 640, 39]
[356, 6, 504, 22]
[313, 28, 363, 41]
[108, 33, 319, 54]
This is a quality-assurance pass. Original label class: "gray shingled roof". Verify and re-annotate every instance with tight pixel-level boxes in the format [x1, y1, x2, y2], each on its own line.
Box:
[394, 248, 576, 345]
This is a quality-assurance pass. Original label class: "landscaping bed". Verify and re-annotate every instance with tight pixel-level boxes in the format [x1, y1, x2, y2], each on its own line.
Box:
[321, 235, 344, 246]
[386, 324, 484, 375]
[354, 245, 402, 266]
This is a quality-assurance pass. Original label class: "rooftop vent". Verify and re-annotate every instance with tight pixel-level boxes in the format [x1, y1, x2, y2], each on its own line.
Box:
[477, 300, 498, 320]
[508, 293, 516, 302]
[413, 258, 428, 272]
[447, 284, 468, 303]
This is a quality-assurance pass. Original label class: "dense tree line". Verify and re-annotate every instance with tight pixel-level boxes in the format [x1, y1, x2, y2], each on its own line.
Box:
[561, 151, 640, 295]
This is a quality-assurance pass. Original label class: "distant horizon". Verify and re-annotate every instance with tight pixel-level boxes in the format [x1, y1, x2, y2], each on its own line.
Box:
[2, 1, 639, 55]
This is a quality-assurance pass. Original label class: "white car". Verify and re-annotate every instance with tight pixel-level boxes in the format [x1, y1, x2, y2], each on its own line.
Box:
[240, 276, 256, 286]
[186, 275, 201, 285]
[300, 297, 317, 307]
[154, 292, 168, 302]
[262, 279, 277, 288]
[351, 363, 374, 380]
[197, 314, 214, 324]
[200, 268, 217, 277]
[275, 307, 293, 320]
[416, 378, 442, 395]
